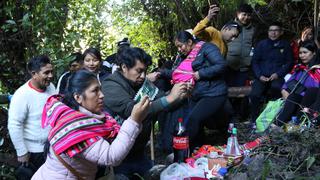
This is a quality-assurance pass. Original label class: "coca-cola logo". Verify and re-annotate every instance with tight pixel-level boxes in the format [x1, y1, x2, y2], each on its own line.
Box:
[173, 136, 189, 149]
[173, 138, 187, 144]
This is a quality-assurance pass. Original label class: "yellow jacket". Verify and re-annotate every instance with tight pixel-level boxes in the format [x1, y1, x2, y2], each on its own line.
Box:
[192, 17, 226, 56]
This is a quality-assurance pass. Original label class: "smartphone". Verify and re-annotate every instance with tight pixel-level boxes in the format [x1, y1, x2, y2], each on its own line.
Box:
[208, 0, 219, 7]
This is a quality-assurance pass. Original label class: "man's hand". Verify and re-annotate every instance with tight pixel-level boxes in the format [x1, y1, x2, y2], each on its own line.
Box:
[259, 76, 269, 82]
[269, 73, 278, 81]
[17, 153, 30, 165]
[166, 83, 188, 103]
[146, 72, 160, 82]
[207, 4, 220, 20]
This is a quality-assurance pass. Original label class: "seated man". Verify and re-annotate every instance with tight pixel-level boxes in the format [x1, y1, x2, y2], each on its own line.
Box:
[250, 22, 294, 128]
[101, 47, 188, 178]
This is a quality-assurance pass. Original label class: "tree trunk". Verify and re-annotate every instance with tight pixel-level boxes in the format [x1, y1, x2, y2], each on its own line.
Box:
[173, 0, 191, 27]
[314, 0, 319, 40]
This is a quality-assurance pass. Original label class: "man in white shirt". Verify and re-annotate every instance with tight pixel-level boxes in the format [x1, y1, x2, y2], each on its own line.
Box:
[8, 55, 56, 179]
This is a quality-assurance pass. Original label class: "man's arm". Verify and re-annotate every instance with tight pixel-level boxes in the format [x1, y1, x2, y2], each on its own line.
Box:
[103, 80, 187, 119]
[193, 5, 219, 36]
[8, 89, 29, 157]
[276, 42, 294, 78]
[251, 41, 263, 79]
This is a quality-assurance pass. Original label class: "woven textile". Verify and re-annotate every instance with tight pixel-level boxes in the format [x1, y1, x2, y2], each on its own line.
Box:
[171, 41, 205, 85]
[42, 95, 120, 157]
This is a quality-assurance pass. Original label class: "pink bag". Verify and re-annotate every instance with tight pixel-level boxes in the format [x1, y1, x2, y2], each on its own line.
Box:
[172, 41, 205, 85]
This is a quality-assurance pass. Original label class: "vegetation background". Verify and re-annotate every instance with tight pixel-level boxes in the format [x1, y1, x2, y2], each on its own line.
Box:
[0, 0, 318, 93]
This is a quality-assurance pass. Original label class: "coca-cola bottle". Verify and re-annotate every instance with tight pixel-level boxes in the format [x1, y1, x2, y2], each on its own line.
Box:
[173, 118, 189, 163]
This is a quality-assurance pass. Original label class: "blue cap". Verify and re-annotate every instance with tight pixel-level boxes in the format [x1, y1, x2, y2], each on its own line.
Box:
[218, 167, 228, 176]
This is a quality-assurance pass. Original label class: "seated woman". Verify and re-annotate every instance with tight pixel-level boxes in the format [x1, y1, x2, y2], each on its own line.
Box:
[161, 30, 228, 150]
[276, 40, 320, 126]
[32, 70, 150, 180]
[101, 47, 188, 178]
[82, 47, 110, 82]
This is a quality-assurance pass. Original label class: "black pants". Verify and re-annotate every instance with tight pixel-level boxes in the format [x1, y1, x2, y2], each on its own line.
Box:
[225, 68, 249, 87]
[249, 78, 284, 123]
[15, 152, 45, 180]
[277, 88, 320, 126]
[303, 88, 320, 111]
[187, 95, 227, 150]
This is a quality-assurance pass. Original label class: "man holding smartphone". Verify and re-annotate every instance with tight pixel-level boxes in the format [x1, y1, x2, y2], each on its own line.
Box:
[193, 3, 241, 56]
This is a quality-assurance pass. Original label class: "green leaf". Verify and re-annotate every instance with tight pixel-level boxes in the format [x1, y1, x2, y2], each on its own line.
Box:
[306, 156, 315, 170]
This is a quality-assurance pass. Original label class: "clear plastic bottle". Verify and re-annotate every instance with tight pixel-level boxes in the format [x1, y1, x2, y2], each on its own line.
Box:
[225, 128, 241, 156]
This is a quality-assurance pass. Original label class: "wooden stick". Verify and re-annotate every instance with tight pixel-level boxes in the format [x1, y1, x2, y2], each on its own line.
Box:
[150, 122, 155, 161]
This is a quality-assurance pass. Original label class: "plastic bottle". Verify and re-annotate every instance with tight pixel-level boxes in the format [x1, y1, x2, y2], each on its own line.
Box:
[225, 128, 241, 156]
[227, 123, 234, 134]
[173, 118, 189, 163]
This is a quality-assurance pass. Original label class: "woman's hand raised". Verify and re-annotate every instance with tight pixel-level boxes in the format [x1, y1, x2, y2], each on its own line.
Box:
[131, 96, 151, 124]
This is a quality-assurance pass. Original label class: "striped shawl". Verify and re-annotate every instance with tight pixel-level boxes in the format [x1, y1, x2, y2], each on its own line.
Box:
[42, 95, 120, 157]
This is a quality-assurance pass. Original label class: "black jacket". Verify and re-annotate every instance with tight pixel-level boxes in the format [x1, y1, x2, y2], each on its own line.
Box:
[101, 71, 166, 157]
[161, 42, 227, 99]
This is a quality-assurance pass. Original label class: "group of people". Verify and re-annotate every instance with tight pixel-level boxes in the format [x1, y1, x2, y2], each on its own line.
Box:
[6, 2, 320, 180]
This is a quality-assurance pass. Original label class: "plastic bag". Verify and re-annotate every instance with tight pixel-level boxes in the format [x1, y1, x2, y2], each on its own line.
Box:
[256, 98, 283, 133]
[160, 163, 189, 180]
[160, 162, 206, 180]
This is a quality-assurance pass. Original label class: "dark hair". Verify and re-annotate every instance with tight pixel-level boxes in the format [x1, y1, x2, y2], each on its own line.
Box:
[117, 47, 152, 70]
[117, 38, 130, 47]
[269, 21, 283, 30]
[82, 47, 102, 63]
[63, 70, 98, 110]
[299, 40, 320, 66]
[174, 31, 196, 44]
[222, 21, 242, 34]
[237, 3, 253, 14]
[300, 40, 318, 53]
[68, 52, 83, 67]
[27, 55, 51, 73]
